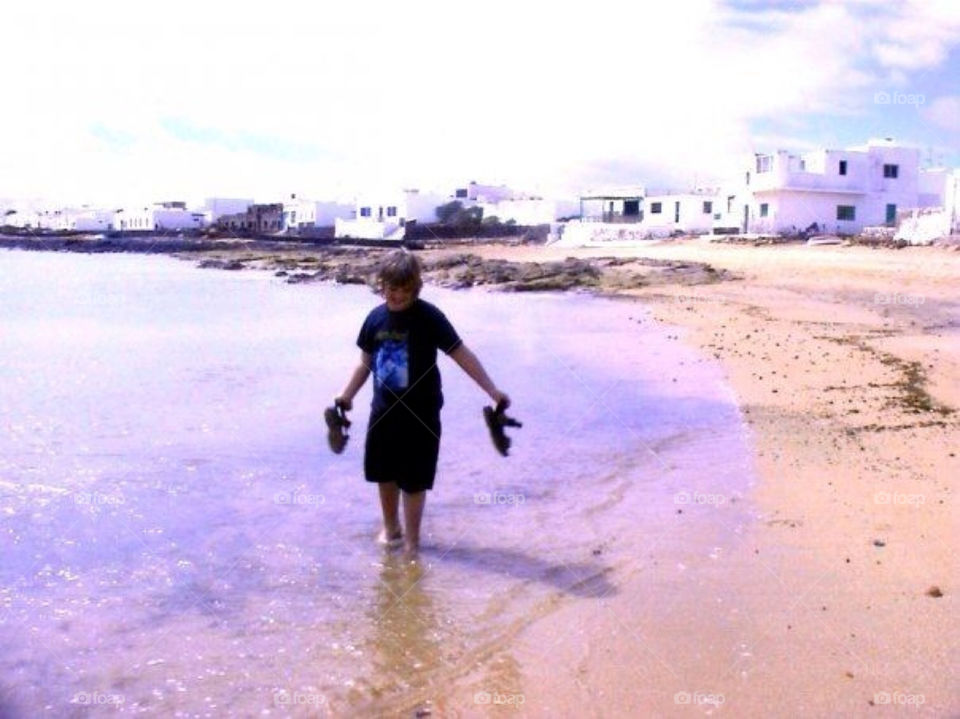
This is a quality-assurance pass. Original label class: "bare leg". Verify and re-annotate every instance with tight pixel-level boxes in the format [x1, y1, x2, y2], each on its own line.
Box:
[378, 482, 403, 544]
[402, 490, 426, 555]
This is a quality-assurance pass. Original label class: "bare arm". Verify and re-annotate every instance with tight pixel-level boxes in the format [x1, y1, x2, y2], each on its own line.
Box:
[450, 344, 509, 407]
[336, 351, 372, 410]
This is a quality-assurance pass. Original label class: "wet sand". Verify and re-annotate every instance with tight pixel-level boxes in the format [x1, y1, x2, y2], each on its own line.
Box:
[459, 239, 959, 716]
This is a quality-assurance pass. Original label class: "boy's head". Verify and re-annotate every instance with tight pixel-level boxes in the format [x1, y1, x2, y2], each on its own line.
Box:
[378, 249, 422, 311]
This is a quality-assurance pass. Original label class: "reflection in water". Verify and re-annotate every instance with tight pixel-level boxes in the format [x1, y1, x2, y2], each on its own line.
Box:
[361, 556, 445, 715]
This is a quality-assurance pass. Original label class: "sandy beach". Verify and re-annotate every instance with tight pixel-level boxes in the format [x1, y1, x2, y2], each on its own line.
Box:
[1, 237, 956, 716]
[444, 239, 958, 716]
[176, 236, 958, 714]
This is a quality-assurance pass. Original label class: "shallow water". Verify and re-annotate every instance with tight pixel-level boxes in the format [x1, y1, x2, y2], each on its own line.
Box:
[0, 250, 755, 716]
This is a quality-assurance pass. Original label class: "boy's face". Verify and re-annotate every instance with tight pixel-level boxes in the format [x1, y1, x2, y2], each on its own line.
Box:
[383, 281, 417, 312]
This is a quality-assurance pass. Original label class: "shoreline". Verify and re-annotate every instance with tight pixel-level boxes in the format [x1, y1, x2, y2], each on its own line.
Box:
[463, 240, 959, 715]
[2, 237, 957, 714]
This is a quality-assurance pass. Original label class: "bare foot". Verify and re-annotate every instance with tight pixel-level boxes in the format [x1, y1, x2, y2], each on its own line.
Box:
[377, 528, 403, 548]
[403, 540, 420, 558]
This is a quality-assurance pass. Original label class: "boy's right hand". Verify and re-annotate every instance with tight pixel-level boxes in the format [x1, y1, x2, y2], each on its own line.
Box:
[335, 396, 353, 411]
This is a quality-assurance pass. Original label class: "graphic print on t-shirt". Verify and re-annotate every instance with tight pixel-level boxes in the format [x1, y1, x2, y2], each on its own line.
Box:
[374, 333, 408, 393]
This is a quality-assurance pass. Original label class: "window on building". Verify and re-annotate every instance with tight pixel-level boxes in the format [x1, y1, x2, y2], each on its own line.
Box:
[839, 160, 847, 176]
[702, 201, 713, 214]
[756, 155, 772, 173]
[745, 172, 751, 185]
[650, 202, 662, 214]
[455, 189, 468, 199]
[837, 205, 856, 221]
[883, 164, 899, 179]
[360, 207, 371, 217]
[727, 195, 735, 213]
[386, 206, 397, 217]
[760, 203, 769, 217]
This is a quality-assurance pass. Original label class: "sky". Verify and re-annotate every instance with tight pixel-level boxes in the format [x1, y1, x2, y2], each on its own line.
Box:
[0, 0, 958, 208]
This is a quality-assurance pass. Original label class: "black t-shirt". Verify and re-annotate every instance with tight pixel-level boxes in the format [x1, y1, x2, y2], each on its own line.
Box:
[357, 298, 462, 415]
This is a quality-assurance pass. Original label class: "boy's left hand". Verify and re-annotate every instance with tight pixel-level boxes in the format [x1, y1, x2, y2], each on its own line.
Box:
[491, 390, 510, 410]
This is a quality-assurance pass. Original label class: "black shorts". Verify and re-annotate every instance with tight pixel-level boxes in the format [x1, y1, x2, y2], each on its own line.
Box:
[364, 405, 442, 493]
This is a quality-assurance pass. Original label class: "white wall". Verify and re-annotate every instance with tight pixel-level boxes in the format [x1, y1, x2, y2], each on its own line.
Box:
[114, 206, 205, 231]
[403, 190, 446, 224]
[315, 201, 355, 227]
[552, 221, 654, 247]
[643, 193, 717, 235]
[154, 208, 205, 230]
[479, 198, 577, 225]
[72, 209, 113, 231]
[948, 170, 960, 233]
[114, 208, 152, 231]
[283, 197, 316, 229]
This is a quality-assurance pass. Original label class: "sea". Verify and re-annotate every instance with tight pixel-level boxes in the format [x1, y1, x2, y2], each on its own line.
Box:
[0, 249, 755, 717]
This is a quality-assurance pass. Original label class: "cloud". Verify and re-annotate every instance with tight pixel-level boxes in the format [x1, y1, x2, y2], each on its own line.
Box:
[1, 0, 958, 205]
[869, 0, 960, 70]
[923, 96, 960, 132]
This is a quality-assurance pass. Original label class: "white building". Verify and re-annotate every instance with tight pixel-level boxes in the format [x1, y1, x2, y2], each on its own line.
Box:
[452, 181, 516, 204]
[281, 194, 354, 231]
[334, 188, 447, 240]
[448, 180, 578, 226]
[715, 139, 924, 236]
[950, 170, 960, 234]
[557, 186, 719, 245]
[477, 197, 580, 226]
[69, 207, 114, 232]
[578, 186, 646, 223]
[114, 202, 206, 232]
[894, 168, 960, 243]
[641, 191, 719, 237]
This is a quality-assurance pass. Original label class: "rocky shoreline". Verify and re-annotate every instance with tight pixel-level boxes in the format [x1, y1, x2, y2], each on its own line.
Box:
[190, 245, 734, 293]
[0, 234, 734, 295]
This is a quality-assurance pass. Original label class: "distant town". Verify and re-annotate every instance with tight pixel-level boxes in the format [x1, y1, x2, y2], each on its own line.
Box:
[2, 138, 958, 246]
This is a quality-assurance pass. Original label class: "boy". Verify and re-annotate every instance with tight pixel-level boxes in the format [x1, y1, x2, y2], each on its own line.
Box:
[336, 250, 510, 555]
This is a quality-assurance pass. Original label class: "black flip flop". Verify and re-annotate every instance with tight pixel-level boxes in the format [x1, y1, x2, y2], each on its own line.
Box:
[483, 399, 522, 456]
[324, 400, 351, 454]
